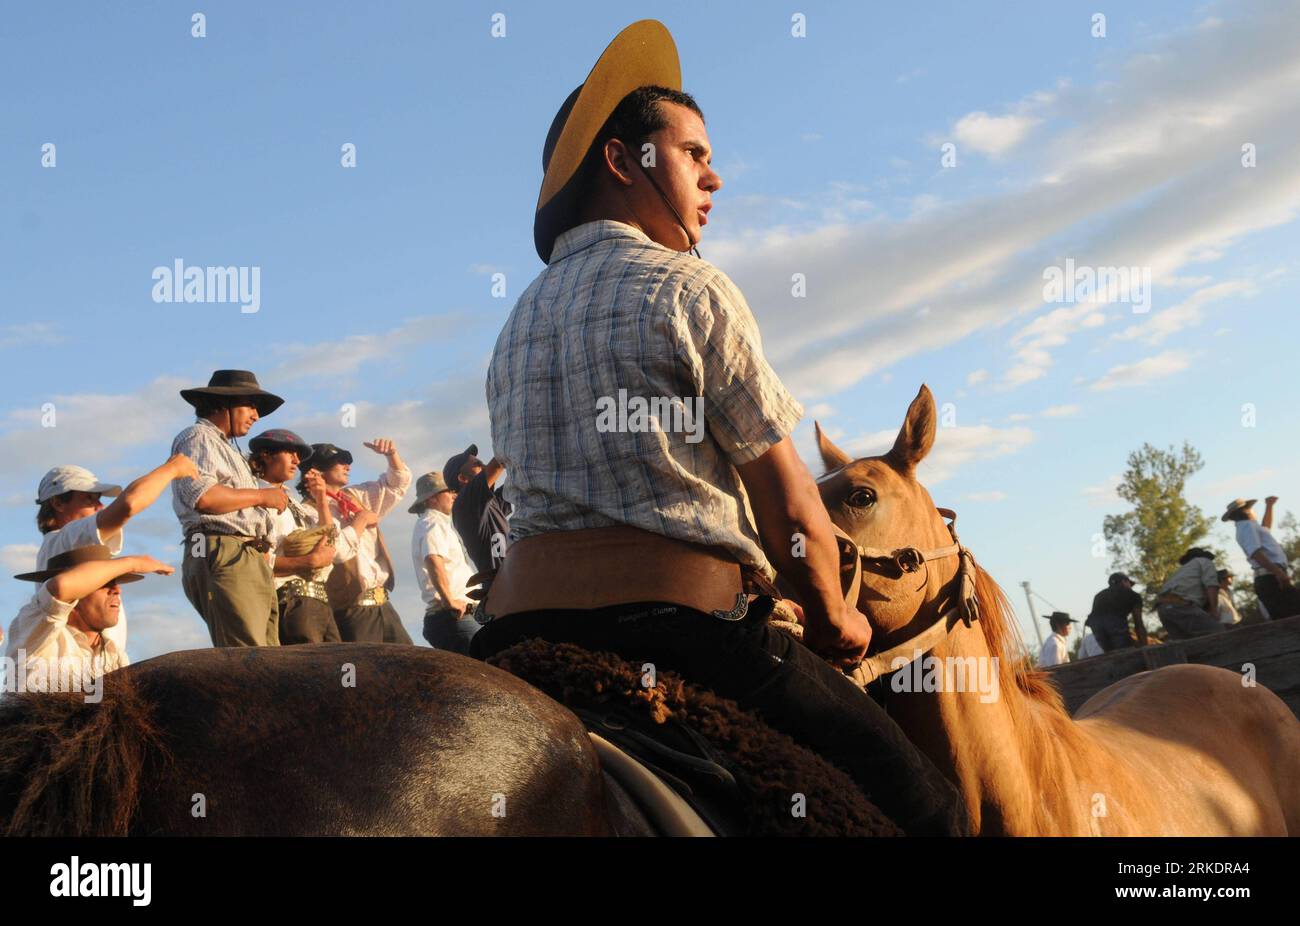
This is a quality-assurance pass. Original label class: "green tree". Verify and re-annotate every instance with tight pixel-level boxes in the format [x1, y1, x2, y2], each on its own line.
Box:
[1102, 442, 1216, 603]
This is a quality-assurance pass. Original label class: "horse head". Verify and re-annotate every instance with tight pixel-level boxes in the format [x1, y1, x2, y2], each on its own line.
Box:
[813, 384, 964, 650]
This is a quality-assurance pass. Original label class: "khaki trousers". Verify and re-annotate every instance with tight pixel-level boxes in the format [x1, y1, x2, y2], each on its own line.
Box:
[182, 535, 280, 647]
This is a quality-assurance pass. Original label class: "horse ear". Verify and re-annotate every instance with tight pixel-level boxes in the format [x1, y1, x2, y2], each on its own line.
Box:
[885, 385, 936, 475]
[815, 421, 852, 471]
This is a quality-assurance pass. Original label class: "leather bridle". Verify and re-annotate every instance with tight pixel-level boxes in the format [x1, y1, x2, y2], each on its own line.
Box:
[829, 507, 982, 688]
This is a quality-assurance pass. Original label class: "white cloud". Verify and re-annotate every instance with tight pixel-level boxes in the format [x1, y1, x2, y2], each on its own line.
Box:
[1197, 467, 1279, 498]
[1090, 350, 1193, 391]
[951, 111, 1037, 156]
[837, 424, 1034, 484]
[1041, 404, 1080, 418]
[1082, 475, 1122, 508]
[267, 315, 457, 384]
[0, 323, 62, 350]
[703, 4, 1300, 400]
[0, 544, 38, 574]
[1112, 279, 1254, 345]
[967, 369, 989, 386]
[964, 490, 1008, 502]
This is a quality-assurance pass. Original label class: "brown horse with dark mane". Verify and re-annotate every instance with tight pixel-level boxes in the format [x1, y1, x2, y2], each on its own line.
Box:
[0, 645, 617, 835]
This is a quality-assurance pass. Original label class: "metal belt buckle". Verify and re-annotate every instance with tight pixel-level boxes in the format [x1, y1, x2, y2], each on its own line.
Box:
[710, 593, 749, 622]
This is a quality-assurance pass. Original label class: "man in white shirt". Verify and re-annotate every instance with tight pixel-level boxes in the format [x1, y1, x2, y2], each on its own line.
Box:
[6, 545, 172, 696]
[1038, 612, 1076, 667]
[1216, 569, 1242, 626]
[409, 472, 477, 654]
[1078, 631, 1104, 658]
[248, 429, 340, 644]
[302, 439, 412, 644]
[1225, 496, 1299, 621]
[33, 457, 196, 656]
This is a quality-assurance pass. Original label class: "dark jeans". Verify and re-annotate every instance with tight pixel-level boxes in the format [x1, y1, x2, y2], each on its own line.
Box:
[278, 593, 342, 645]
[469, 598, 969, 836]
[1255, 574, 1300, 621]
[1156, 603, 1221, 640]
[335, 601, 413, 644]
[1091, 624, 1133, 652]
[423, 608, 479, 654]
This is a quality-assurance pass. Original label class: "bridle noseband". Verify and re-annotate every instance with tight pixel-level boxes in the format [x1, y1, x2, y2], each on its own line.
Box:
[832, 507, 982, 688]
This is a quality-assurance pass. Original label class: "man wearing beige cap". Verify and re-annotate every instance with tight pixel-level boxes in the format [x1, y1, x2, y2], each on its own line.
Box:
[410, 472, 477, 654]
[32, 455, 196, 656]
[1225, 496, 1300, 620]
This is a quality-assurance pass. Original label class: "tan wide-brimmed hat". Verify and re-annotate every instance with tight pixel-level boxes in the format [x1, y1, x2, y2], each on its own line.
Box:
[1221, 498, 1257, 521]
[533, 19, 681, 264]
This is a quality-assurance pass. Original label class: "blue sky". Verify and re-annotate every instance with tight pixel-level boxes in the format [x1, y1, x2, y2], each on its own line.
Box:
[3, 0, 1299, 659]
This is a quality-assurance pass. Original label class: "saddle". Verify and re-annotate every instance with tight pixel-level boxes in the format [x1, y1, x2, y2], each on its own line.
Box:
[486, 637, 900, 837]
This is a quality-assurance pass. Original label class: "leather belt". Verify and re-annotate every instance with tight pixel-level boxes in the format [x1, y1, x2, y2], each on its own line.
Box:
[357, 586, 389, 607]
[482, 525, 750, 621]
[278, 577, 330, 604]
[194, 531, 273, 555]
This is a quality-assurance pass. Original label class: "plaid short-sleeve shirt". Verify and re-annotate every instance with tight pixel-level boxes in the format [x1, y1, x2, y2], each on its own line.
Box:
[486, 220, 803, 575]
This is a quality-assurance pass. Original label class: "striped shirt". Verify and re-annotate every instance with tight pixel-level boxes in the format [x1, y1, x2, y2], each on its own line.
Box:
[487, 220, 803, 575]
[170, 417, 275, 539]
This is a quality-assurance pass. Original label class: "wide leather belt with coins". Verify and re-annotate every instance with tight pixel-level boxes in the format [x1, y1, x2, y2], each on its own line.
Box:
[358, 586, 388, 607]
[278, 577, 330, 604]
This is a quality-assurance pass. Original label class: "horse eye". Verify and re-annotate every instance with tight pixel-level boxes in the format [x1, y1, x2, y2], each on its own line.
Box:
[847, 487, 876, 509]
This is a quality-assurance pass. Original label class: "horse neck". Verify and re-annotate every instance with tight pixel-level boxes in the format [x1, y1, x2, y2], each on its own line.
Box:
[881, 571, 1068, 835]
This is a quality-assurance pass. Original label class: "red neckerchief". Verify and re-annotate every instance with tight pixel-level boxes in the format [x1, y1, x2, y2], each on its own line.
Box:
[328, 489, 364, 520]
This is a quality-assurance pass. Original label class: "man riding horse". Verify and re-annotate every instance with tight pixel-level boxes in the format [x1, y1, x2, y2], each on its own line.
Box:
[472, 20, 966, 835]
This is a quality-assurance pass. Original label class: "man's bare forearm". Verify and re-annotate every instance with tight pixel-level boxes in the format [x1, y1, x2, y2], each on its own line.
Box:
[195, 485, 269, 515]
[99, 456, 188, 535]
[738, 438, 844, 620]
[424, 555, 455, 605]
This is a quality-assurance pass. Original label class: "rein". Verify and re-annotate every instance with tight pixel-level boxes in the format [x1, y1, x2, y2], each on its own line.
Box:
[831, 507, 982, 688]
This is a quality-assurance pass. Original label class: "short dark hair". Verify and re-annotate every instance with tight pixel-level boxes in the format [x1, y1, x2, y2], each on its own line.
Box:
[578, 85, 704, 197]
[248, 449, 271, 480]
[194, 397, 231, 419]
[1217, 568, 1232, 581]
[1179, 547, 1215, 565]
[36, 499, 60, 534]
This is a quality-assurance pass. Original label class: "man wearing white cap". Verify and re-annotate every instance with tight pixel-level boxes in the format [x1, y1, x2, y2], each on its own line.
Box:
[1225, 495, 1300, 620]
[33, 455, 196, 655]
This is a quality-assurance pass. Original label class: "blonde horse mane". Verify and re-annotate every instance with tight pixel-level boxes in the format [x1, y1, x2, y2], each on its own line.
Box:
[968, 560, 1067, 715]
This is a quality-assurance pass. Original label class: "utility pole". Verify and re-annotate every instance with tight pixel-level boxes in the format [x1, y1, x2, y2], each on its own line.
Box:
[1021, 580, 1045, 647]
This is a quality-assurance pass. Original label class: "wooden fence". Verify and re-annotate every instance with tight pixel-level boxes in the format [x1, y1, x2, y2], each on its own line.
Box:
[1044, 614, 1300, 719]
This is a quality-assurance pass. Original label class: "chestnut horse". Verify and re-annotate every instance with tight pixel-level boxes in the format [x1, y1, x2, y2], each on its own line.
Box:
[812, 384, 1300, 835]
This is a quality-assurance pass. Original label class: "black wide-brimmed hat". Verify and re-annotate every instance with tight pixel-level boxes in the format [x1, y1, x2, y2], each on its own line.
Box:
[180, 370, 284, 417]
[533, 20, 681, 264]
[14, 544, 144, 584]
[301, 443, 353, 472]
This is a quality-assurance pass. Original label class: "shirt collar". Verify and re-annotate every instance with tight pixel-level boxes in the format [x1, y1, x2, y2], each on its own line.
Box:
[549, 220, 655, 263]
[195, 416, 235, 443]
